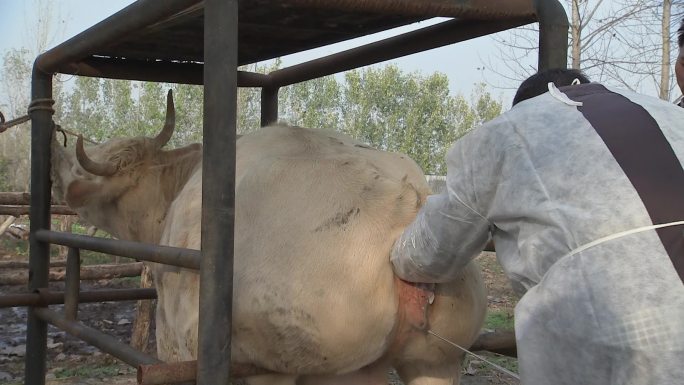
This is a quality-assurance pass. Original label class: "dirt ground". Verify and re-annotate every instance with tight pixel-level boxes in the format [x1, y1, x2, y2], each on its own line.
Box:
[1, 237, 518, 385]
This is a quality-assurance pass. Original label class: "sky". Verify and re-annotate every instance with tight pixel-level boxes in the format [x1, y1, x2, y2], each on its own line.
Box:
[0, 0, 537, 105]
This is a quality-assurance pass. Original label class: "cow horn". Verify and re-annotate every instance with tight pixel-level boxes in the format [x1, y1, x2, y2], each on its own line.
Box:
[76, 135, 117, 177]
[151, 90, 175, 149]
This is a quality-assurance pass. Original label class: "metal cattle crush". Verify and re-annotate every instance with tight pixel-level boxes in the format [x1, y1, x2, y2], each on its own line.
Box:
[0, 0, 568, 384]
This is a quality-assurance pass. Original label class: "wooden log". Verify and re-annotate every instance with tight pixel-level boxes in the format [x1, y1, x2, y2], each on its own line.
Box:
[0, 192, 66, 205]
[470, 330, 517, 357]
[130, 264, 154, 352]
[0, 260, 67, 269]
[0, 262, 143, 286]
[0, 205, 77, 216]
[5, 225, 28, 240]
[0, 215, 17, 237]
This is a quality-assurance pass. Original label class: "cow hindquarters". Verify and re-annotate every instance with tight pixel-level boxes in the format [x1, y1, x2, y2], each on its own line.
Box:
[393, 262, 487, 385]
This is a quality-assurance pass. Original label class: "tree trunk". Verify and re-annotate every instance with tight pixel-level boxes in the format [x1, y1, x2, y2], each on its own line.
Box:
[571, 0, 582, 69]
[660, 0, 672, 100]
[130, 264, 154, 352]
[0, 262, 143, 285]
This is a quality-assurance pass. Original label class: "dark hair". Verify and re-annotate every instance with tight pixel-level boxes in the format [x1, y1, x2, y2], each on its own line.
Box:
[678, 17, 684, 48]
[512, 68, 590, 106]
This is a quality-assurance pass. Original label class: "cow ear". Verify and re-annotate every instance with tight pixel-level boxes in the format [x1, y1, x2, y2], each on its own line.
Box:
[65, 180, 101, 208]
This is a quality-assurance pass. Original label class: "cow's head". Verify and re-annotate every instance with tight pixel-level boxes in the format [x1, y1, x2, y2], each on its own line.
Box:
[52, 90, 202, 242]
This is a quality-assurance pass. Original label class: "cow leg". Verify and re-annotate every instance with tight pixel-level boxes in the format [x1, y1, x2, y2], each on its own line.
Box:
[395, 361, 462, 385]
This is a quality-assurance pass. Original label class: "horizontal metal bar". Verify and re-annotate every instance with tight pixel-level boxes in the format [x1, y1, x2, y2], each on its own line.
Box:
[58, 57, 272, 87]
[0, 288, 157, 308]
[34, 307, 160, 366]
[35, 230, 200, 269]
[269, 17, 532, 87]
[35, 0, 202, 74]
[284, 0, 536, 19]
[0, 205, 76, 216]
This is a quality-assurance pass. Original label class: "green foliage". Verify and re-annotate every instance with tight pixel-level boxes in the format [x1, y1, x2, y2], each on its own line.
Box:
[337, 65, 502, 174]
[54, 364, 133, 379]
[3, 47, 502, 182]
[485, 309, 515, 330]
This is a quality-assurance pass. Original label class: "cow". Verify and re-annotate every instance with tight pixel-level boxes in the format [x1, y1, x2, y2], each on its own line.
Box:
[51, 91, 487, 385]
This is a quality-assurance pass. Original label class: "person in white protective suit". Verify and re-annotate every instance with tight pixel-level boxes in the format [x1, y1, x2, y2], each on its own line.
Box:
[391, 68, 684, 385]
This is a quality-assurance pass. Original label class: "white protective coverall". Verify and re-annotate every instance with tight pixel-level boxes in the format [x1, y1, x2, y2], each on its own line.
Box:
[391, 83, 684, 385]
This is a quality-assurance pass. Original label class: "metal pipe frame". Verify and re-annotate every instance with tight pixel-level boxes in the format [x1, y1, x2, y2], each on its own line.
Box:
[64, 247, 80, 320]
[35, 230, 200, 270]
[268, 17, 533, 88]
[198, 0, 237, 383]
[21, 2, 568, 384]
[534, 0, 569, 70]
[35, 0, 202, 74]
[0, 288, 157, 308]
[25, 63, 54, 385]
[57, 57, 272, 88]
[34, 307, 160, 367]
[260, 86, 279, 126]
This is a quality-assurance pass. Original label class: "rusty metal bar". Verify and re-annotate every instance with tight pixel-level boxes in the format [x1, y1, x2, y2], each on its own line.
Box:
[0, 205, 76, 216]
[35, 0, 202, 74]
[57, 57, 272, 88]
[0, 288, 157, 308]
[137, 361, 273, 385]
[260, 86, 279, 126]
[269, 17, 532, 87]
[35, 230, 200, 269]
[64, 247, 80, 320]
[138, 360, 197, 385]
[25, 62, 54, 385]
[34, 307, 160, 367]
[534, 0, 568, 70]
[198, 0, 237, 383]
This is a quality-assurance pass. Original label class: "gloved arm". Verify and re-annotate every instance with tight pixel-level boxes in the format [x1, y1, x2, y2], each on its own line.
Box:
[390, 187, 491, 283]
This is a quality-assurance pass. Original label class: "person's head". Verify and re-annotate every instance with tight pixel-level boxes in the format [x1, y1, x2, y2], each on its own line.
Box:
[512, 68, 590, 106]
[675, 17, 684, 96]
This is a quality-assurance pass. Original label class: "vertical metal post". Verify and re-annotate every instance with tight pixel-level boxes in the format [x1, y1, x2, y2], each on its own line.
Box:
[64, 247, 80, 320]
[260, 86, 279, 126]
[534, 0, 569, 70]
[25, 64, 54, 385]
[198, 0, 237, 384]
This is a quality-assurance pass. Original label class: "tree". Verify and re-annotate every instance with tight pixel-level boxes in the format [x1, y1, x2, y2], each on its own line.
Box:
[339, 65, 502, 174]
[490, 0, 678, 100]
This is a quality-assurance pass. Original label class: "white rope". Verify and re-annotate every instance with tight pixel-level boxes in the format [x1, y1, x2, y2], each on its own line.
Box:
[427, 329, 520, 380]
[561, 220, 684, 260]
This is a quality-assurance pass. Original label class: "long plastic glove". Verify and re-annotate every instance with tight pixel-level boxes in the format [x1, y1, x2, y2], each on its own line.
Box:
[390, 189, 490, 283]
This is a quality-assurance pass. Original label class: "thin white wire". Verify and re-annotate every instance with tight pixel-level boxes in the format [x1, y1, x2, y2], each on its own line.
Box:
[561, 220, 684, 260]
[427, 329, 520, 380]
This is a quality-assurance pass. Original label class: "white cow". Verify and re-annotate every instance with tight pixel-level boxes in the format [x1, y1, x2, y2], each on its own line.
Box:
[51, 91, 486, 385]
